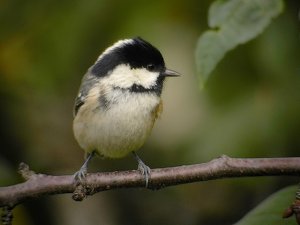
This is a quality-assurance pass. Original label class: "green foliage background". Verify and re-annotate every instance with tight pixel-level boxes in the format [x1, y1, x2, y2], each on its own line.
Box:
[0, 0, 299, 224]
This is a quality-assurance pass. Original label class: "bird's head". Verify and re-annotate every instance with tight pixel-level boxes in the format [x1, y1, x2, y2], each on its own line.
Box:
[91, 37, 180, 95]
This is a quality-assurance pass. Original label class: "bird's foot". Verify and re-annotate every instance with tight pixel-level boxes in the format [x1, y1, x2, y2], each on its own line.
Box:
[137, 160, 151, 188]
[73, 151, 95, 184]
[73, 165, 88, 184]
[132, 152, 151, 187]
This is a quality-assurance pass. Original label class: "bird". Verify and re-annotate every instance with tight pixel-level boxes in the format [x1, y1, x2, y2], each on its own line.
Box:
[73, 37, 180, 187]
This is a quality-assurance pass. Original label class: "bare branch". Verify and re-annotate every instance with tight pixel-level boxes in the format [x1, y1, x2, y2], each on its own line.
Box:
[1, 156, 300, 207]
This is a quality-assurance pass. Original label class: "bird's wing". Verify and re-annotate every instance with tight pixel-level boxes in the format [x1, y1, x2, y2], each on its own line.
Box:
[73, 70, 99, 117]
[152, 99, 163, 120]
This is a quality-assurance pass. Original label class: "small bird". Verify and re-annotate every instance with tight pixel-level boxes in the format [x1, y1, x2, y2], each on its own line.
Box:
[73, 37, 180, 187]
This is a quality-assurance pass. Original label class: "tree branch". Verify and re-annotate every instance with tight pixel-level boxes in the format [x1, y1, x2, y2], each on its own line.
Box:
[1, 156, 300, 207]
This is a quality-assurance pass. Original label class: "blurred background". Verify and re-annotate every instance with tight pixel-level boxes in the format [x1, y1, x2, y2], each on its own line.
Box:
[1, 0, 300, 224]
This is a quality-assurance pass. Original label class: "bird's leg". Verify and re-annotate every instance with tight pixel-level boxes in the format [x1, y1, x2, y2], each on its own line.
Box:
[74, 151, 95, 182]
[132, 151, 151, 187]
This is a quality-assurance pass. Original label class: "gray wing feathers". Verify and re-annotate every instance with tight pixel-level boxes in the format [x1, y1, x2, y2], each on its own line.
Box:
[73, 69, 99, 117]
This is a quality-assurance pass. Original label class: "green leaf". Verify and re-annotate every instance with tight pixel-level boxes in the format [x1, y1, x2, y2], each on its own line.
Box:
[234, 185, 297, 225]
[195, 0, 284, 87]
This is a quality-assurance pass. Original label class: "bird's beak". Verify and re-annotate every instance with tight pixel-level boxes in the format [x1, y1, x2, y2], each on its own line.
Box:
[162, 69, 181, 77]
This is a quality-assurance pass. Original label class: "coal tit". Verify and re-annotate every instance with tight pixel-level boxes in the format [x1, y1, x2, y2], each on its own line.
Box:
[73, 37, 180, 187]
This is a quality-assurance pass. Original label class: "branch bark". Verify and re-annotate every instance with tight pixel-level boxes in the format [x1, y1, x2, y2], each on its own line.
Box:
[1, 156, 300, 207]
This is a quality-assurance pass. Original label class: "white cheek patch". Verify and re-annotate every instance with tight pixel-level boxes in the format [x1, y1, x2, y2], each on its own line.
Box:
[101, 64, 160, 89]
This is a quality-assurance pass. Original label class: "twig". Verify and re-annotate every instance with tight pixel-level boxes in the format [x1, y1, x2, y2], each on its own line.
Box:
[1, 155, 300, 207]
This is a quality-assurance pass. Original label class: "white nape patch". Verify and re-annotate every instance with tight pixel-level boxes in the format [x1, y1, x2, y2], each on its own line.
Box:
[95, 39, 134, 63]
[101, 64, 160, 89]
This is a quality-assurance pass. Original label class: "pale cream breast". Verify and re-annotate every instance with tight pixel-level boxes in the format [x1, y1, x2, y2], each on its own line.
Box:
[73, 88, 161, 158]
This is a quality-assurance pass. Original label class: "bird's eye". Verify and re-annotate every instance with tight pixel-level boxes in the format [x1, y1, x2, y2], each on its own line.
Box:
[147, 64, 155, 71]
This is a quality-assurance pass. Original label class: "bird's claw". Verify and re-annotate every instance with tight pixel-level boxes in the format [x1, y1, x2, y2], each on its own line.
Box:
[73, 167, 87, 183]
[137, 160, 151, 188]
[73, 152, 95, 184]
